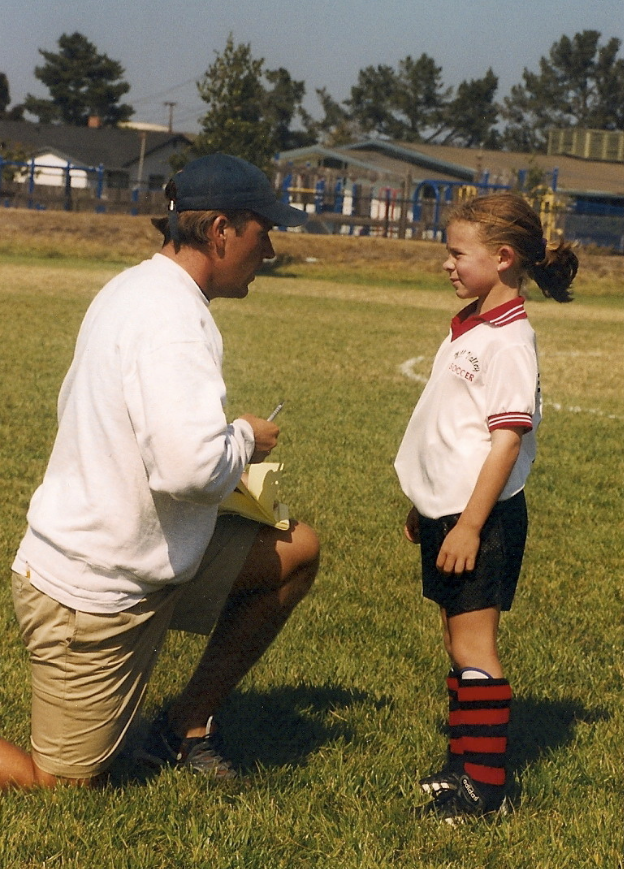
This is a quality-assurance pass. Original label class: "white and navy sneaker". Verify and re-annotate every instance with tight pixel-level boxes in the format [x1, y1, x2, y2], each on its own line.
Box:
[419, 773, 509, 826]
[136, 712, 236, 780]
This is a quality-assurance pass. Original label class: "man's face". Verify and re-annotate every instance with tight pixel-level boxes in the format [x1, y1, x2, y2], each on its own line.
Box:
[207, 216, 275, 300]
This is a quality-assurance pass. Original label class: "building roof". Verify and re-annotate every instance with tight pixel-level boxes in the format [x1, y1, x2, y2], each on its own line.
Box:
[384, 140, 624, 199]
[0, 120, 192, 171]
[278, 138, 624, 200]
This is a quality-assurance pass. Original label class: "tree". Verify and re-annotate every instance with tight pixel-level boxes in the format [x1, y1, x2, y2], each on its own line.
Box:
[429, 69, 500, 148]
[184, 35, 314, 172]
[23, 32, 133, 126]
[0, 72, 24, 120]
[313, 87, 362, 146]
[345, 55, 451, 141]
[500, 30, 624, 152]
[347, 64, 403, 138]
[339, 55, 498, 146]
[394, 54, 450, 141]
[0, 73, 9, 116]
[263, 67, 316, 151]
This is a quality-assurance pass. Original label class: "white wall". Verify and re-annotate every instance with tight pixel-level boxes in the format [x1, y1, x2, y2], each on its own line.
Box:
[16, 153, 89, 188]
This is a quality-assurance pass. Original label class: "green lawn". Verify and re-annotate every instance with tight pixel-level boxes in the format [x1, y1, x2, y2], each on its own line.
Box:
[0, 257, 621, 868]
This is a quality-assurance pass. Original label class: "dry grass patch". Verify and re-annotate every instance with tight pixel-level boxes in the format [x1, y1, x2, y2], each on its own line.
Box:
[2, 208, 622, 297]
[0, 209, 161, 263]
[0, 261, 120, 298]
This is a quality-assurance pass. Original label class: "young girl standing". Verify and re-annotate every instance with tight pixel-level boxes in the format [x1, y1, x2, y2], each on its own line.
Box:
[395, 192, 578, 823]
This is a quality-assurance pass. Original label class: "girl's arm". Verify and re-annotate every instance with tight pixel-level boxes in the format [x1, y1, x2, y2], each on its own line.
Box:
[436, 427, 524, 575]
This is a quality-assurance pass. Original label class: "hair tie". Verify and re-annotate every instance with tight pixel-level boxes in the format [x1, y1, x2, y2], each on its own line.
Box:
[538, 238, 548, 262]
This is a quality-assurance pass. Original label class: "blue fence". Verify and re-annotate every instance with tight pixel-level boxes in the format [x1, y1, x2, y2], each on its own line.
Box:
[0, 158, 158, 214]
[280, 167, 624, 249]
[281, 169, 562, 239]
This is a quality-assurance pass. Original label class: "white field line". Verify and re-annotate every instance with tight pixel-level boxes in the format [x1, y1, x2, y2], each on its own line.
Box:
[542, 401, 623, 420]
[398, 356, 428, 384]
[398, 355, 624, 420]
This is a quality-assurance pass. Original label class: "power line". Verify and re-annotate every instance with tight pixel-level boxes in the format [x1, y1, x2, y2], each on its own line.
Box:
[130, 76, 199, 107]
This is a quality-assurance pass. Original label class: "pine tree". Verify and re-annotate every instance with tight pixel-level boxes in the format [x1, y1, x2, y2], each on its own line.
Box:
[186, 35, 313, 172]
[500, 30, 624, 152]
[394, 54, 451, 141]
[430, 69, 500, 148]
[23, 32, 133, 127]
[0, 72, 24, 120]
[340, 55, 497, 146]
[347, 64, 403, 139]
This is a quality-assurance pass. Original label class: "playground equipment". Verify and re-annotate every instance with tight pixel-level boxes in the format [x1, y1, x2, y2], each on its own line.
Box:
[278, 165, 567, 242]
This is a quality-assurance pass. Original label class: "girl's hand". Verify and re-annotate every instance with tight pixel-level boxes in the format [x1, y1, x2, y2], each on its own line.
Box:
[436, 521, 480, 574]
[403, 506, 420, 544]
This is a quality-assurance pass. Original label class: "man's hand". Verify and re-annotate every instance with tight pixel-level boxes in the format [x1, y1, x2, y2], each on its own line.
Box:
[240, 414, 280, 463]
[436, 520, 480, 575]
[403, 506, 421, 544]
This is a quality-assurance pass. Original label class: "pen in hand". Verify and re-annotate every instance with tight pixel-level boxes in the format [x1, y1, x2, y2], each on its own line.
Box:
[267, 400, 285, 422]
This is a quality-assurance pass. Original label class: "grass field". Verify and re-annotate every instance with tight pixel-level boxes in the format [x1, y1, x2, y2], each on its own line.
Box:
[0, 213, 622, 868]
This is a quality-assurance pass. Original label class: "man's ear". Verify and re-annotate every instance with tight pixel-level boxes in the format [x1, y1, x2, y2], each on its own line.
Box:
[208, 215, 229, 252]
[497, 244, 517, 274]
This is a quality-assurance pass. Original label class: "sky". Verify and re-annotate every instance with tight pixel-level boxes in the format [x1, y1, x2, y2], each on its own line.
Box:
[2, 0, 623, 132]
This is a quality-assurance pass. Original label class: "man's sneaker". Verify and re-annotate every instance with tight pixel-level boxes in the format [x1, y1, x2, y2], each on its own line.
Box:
[420, 774, 509, 826]
[183, 728, 236, 779]
[419, 766, 460, 799]
[136, 713, 236, 779]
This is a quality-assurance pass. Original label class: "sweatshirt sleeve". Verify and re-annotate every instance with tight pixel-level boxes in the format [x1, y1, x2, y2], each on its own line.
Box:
[124, 339, 255, 504]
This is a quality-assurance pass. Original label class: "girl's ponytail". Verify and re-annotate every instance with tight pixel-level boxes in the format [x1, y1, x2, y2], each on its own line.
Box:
[527, 239, 578, 303]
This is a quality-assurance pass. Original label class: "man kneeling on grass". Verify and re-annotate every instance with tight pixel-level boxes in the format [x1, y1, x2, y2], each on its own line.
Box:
[2, 154, 320, 789]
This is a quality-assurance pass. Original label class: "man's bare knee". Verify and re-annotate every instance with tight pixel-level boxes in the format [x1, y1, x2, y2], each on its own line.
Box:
[286, 522, 320, 593]
[288, 521, 320, 574]
[33, 762, 96, 790]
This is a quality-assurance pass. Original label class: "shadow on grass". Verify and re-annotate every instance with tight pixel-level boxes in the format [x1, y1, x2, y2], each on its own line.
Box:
[431, 692, 609, 799]
[222, 682, 392, 771]
[111, 681, 390, 787]
[508, 694, 610, 771]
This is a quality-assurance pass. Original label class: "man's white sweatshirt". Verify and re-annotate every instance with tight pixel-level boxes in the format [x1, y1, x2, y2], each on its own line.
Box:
[13, 254, 255, 613]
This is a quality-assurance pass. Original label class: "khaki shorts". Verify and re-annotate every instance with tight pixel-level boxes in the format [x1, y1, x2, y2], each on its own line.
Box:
[12, 514, 259, 779]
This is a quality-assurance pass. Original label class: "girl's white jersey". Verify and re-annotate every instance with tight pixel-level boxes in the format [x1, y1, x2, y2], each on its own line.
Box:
[395, 298, 541, 520]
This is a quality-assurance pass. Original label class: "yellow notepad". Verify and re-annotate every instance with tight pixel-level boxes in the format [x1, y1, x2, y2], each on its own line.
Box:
[218, 462, 289, 530]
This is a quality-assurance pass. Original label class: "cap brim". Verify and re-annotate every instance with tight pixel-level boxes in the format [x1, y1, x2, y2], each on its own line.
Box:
[254, 201, 308, 228]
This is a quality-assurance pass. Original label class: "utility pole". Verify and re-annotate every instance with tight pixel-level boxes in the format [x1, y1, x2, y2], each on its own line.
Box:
[137, 130, 147, 191]
[164, 101, 177, 133]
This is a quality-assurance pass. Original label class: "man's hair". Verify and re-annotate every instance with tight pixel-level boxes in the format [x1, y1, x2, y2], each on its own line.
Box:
[151, 179, 257, 247]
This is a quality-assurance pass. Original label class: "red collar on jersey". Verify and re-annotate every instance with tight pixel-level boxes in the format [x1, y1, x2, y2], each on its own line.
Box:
[450, 297, 527, 341]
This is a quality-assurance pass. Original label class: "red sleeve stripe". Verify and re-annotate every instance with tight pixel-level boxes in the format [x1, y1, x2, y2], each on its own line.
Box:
[461, 708, 511, 726]
[464, 762, 506, 786]
[458, 684, 513, 703]
[488, 412, 533, 431]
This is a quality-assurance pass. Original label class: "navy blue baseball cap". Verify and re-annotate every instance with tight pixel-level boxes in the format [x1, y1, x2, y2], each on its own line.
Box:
[168, 154, 306, 240]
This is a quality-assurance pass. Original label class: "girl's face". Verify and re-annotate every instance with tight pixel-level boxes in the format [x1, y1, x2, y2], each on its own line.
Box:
[443, 220, 503, 305]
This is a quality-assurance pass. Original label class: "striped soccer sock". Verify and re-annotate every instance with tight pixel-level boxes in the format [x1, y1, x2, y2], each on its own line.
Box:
[446, 668, 464, 773]
[457, 673, 512, 805]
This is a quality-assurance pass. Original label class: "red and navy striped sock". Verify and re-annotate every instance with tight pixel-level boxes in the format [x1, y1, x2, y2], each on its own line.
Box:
[457, 675, 512, 806]
[447, 668, 464, 773]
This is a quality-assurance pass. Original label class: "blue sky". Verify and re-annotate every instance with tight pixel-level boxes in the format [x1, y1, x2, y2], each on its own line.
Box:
[2, 0, 623, 131]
